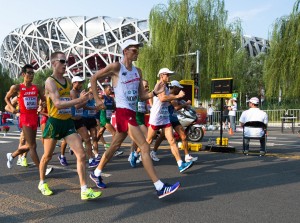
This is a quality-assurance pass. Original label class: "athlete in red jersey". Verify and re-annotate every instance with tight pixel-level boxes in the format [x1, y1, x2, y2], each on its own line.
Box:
[5, 64, 47, 171]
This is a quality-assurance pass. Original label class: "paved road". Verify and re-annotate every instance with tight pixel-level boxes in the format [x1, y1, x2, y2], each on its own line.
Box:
[0, 124, 300, 222]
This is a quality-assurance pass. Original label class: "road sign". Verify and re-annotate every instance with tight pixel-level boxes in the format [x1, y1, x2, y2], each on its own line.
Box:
[232, 93, 238, 98]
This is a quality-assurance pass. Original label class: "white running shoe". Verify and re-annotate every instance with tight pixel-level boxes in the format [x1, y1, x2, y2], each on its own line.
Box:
[7, 153, 13, 169]
[17, 157, 22, 166]
[114, 150, 124, 157]
[185, 155, 198, 162]
[45, 167, 53, 176]
[136, 155, 142, 164]
[150, 151, 160, 162]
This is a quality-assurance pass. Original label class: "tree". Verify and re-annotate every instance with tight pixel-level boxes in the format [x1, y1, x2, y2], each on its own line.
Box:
[137, 0, 245, 100]
[264, 0, 300, 104]
[0, 64, 15, 111]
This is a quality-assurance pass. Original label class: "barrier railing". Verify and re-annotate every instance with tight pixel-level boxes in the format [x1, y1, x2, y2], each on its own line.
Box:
[211, 109, 300, 127]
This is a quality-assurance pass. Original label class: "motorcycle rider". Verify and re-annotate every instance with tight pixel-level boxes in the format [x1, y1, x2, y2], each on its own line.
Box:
[152, 80, 198, 162]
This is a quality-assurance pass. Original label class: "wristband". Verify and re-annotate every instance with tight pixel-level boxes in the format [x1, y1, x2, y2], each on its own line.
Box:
[152, 90, 157, 97]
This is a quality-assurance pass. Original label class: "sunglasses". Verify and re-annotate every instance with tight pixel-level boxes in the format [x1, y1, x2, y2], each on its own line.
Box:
[127, 48, 139, 53]
[54, 59, 68, 64]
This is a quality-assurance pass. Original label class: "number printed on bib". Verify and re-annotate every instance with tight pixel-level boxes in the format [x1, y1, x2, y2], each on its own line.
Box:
[24, 97, 38, 110]
[58, 97, 71, 114]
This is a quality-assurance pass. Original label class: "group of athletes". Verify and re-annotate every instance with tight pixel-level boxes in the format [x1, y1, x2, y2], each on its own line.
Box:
[4, 39, 197, 200]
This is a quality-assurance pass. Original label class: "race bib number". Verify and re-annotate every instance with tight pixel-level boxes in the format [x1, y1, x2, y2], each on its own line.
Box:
[106, 110, 112, 119]
[75, 108, 83, 116]
[160, 106, 169, 118]
[24, 97, 37, 110]
[137, 101, 146, 113]
[58, 97, 71, 114]
[88, 109, 96, 116]
[125, 89, 138, 110]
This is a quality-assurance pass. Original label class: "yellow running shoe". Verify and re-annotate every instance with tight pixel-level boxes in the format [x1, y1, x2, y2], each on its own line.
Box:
[81, 188, 102, 200]
[38, 182, 53, 196]
[21, 157, 28, 167]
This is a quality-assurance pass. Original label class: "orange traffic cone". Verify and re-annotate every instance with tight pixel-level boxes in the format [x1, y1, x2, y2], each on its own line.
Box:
[229, 128, 234, 135]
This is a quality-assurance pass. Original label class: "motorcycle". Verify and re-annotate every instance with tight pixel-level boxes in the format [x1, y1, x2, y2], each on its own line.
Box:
[175, 106, 205, 142]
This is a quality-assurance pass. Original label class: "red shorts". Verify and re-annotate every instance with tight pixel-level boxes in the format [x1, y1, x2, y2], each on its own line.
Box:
[19, 113, 38, 130]
[40, 115, 48, 125]
[115, 108, 138, 133]
[150, 123, 172, 131]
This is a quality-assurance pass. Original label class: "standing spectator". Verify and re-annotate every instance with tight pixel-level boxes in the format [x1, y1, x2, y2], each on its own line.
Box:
[207, 104, 214, 125]
[228, 97, 237, 132]
[222, 99, 229, 129]
[239, 97, 268, 156]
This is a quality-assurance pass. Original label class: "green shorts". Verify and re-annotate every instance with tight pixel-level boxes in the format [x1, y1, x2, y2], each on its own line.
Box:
[100, 110, 111, 127]
[42, 117, 76, 140]
[136, 112, 145, 126]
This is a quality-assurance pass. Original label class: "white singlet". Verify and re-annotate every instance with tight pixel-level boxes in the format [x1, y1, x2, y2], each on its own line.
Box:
[149, 87, 170, 126]
[113, 63, 140, 111]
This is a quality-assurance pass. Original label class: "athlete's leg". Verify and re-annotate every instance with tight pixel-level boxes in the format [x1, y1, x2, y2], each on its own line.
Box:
[77, 126, 94, 159]
[65, 133, 87, 186]
[39, 138, 57, 181]
[164, 126, 182, 162]
[152, 131, 166, 152]
[174, 125, 188, 155]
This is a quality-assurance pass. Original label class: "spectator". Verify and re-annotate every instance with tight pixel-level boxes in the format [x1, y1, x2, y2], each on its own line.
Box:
[228, 98, 237, 132]
[207, 104, 214, 125]
[239, 97, 268, 156]
[222, 99, 229, 129]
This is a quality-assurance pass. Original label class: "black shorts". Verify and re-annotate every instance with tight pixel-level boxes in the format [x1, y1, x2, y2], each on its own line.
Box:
[83, 117, 97, 130]
[73, 118, 85, 130]
[171, 121, 181, 129]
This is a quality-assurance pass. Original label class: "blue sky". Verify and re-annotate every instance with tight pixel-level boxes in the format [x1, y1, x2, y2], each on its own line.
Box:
[0, 0, 296, 43]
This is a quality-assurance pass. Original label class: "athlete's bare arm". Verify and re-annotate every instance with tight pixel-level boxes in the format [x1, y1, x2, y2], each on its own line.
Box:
[171, 97, 191, 111]
[70, 90, 87, 109]
[5, 84, 20, 114]
[158, 89, 185, 102]
[91, 62, 120, 108]
[137, 68, 165, 101]
[45, 77, 88, 109]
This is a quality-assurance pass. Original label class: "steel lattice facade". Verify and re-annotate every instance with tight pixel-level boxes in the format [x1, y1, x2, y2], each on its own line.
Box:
[0, 16, 268, 78]
[0, 16, 149, 78]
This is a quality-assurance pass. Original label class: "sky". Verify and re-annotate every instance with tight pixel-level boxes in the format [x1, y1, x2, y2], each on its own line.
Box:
[0, 0, 297, 44]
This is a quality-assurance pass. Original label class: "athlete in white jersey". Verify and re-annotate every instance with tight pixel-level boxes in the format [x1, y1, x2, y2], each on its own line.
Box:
[147, 68, 194, 172]
[90, 39, 181, 199]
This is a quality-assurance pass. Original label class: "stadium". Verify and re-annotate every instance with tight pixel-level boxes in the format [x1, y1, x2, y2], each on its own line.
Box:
[0, 16, 268, 78]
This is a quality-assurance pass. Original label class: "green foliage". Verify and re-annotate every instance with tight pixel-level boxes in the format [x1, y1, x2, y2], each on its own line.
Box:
[33, 68, 53, 87]
[0, 64, 15, 111]
[264, 0, 300, 100]
[137, 0, 245, 99]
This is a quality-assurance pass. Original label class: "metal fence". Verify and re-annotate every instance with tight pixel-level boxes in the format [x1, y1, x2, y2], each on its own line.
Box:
[211, 109, 300, 127]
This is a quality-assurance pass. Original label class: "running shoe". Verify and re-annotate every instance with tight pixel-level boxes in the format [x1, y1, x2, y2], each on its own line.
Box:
[95, 153, 102, 161]
[136, 155, 142, 164]
[89, 173, 107, 188]
[104, 143, 110, 148]
[81, 188, 102, 200]
[45, 167, 53, 176]
[129, 152, 138, 168]
[128, 152, 132, 161]
[114, 150, 124, 157]
[178, 161, 193, 173]
[150, 150, 160, 162]
[157, 182, 180, 199]
[6, 153, 13, 169]
[21, 157, 28, 167]
[243, 150, 249, 156]
[260, 151, 266, 156]
[58, 155, 68, 166]
[185, 155, 198, 162]
[88, 159, 99, 168]
[17, 157, 22, 166]
[38, 182, 53, 196]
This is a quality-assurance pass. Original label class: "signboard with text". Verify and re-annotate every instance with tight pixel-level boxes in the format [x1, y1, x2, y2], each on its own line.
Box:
[211, 78, 233, 98]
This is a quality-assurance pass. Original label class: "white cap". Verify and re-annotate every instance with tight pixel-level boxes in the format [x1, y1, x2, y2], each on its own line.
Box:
[170, 80, 183, 88]
[157, 68, 175, 77]
[72, 76, 85, 83]
[249, 97, 259, 104]
[87, 83, 91, 88]
[232, 97, 237, 101]
[120, 39, 143, 50]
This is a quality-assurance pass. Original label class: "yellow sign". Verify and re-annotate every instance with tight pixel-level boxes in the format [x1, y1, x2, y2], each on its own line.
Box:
[211, 93, 232, 98]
